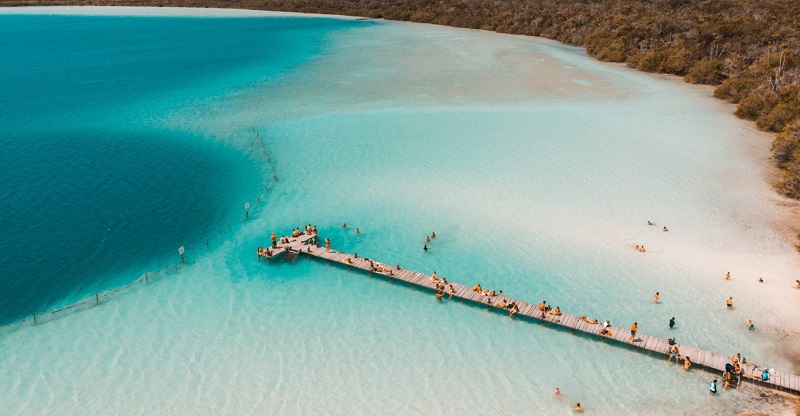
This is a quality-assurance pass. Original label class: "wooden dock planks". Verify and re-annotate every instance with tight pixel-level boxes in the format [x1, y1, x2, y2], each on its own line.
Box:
[264, 235, 800, 396]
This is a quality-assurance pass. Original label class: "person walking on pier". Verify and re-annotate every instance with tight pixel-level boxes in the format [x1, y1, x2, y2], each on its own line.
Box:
[630, 322, 638, 342]
[325, 238, 331, 252]
[271, 232, 277, 248]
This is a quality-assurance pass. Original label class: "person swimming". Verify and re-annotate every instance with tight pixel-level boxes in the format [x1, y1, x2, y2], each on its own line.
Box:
[574, 402, 584, 412]
[431, 232, 436, 238]
[342, 223, 348, 228]
[426, 236, 430, 242]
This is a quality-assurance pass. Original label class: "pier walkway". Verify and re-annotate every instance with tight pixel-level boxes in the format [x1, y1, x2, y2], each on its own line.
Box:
[261, 234, 800, 396]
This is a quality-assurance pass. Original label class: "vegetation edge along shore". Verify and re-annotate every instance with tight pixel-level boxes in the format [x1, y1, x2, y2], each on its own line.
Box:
[5, 0, 800, 249]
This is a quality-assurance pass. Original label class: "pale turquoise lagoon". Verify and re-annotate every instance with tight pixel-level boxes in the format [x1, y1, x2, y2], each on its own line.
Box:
[1, 7, 799, 415]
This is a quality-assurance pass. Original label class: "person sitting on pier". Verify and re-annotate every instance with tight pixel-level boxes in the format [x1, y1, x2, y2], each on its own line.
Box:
[495, 299, 507, 309]
[344, 257, 351, 264]
[291, 228, 301, 238]
[549, 306, 562, 316]
[435, 289, 444, 301]
[668, 337, 676, 346]
[312, 225, 317, 235]
[473, 284, 482, 292]
[448, 284, 455, 298]
[431, 271, 440, 282]
[668, 345, 681, 363]
[683, 356, 692, 371]
[509, 303, 518, 317]
[305, 224, 311, 234]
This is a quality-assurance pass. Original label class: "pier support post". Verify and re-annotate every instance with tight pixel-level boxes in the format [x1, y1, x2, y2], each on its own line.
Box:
[145, 272, 148, 282]
[33, 314, 37, 324]
[96, 293, 99, 305]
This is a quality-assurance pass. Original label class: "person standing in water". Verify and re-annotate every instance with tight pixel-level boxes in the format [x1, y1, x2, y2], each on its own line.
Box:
[552, 387, 563, 401]
[573, 402, 584, 412]
[709, 379, 718, 395]
[653, 292, 660, 303]
[669, 317, 675, 329]
[748, 320, 755, 331]
[431, 232, 436, 238]
[725, 272, 731, 280]
[726, 297, 733, 309]
[423, 244, 430, 252]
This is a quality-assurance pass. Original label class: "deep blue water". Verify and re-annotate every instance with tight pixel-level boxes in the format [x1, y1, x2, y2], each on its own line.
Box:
[0, 14, 361, 324]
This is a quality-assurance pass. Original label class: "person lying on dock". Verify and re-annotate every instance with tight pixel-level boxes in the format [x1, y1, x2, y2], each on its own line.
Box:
[431, 271, 440, 282]
[509, 303, 518, 317]
[578, 316, 598, 324]
[495, 300, 508, 308]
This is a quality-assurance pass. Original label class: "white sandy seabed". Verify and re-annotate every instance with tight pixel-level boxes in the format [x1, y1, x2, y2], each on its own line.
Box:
[1, 6, 800, 416]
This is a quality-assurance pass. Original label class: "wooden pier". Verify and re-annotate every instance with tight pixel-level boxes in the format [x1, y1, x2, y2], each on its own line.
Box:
[262, 233, 800, 396]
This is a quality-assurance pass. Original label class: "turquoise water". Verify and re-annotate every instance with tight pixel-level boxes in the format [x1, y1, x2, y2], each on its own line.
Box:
[0, 14, 361, 323]
[1, 9, 799, 415]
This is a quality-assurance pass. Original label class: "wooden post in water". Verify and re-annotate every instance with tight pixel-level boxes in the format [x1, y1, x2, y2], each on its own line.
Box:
[95, 293, 99, 305]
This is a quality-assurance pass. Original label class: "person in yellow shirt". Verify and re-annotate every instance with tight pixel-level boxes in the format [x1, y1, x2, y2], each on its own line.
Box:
[630, 322, 638, 342]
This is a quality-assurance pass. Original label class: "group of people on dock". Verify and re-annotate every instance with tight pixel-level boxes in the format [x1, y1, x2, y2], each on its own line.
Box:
[539, 300, 563, 317]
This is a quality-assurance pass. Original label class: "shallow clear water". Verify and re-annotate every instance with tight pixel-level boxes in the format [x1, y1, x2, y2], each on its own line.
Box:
[1, 10, 799, 415]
